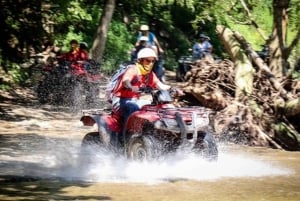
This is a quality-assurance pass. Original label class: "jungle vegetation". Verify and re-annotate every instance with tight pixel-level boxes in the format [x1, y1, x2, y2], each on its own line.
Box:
[0, 0, 299, 86]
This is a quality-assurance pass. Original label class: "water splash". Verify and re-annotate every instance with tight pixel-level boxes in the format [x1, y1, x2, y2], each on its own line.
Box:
[0, 138, 293, 184]
[76, 152, 291, 184]
[50, 143, 292, 184]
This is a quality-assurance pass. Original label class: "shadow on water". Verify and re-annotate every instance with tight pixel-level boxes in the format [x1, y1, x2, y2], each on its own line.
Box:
[0, 176, 111, 200]
[0, 133, 111, 200]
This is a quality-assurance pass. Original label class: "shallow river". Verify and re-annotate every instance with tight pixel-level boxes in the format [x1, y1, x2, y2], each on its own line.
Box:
[0, 103, 299, 201]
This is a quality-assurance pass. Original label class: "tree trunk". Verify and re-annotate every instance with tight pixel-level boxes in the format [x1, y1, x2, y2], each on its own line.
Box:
[90, 0, 116, 64]
[216, 25, 255, 99]
[269, 0, 290, 77]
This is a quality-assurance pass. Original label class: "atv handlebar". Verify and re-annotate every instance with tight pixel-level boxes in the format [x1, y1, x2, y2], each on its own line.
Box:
[137, 86, 184, 104]
[138, 86, 183, 96]
[138, 86, 153, 94]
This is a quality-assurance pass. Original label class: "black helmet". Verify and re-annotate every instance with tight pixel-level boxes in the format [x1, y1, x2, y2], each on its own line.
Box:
[80, 42, 88, 49]
[70, 39, 79, 45]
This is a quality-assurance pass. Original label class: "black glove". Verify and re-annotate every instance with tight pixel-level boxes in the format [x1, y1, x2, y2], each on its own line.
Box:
[139, 86, 152, 93]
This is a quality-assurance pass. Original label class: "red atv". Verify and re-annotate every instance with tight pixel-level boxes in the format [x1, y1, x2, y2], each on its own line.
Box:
[37, 58, 102, 107]
[80, 89, 218, 161]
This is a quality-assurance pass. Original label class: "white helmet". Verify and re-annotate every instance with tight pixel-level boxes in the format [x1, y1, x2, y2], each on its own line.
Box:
[137, 48, 157, 59]
[140, 25, 149, 31]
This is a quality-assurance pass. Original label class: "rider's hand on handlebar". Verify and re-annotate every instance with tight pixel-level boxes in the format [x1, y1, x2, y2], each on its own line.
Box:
[138, 86, 152, 93]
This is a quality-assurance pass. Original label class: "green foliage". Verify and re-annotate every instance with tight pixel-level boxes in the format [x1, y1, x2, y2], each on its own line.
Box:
[57, 26, 86, 52]
[1, 0, 300, 85]
[102, 21, 134, 72]
[8, 64, 29, 84]
[289, 0, 300, 31]
[0, 62, 29, 88]
[50, 1, 99, 51]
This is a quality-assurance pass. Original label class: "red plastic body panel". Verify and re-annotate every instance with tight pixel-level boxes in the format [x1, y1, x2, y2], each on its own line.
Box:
[103, 114, 122, 132]
[81, 110, 121, 133]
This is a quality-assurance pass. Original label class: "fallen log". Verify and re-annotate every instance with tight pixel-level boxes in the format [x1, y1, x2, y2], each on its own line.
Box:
[216, 25, 255, 99]
[276, 97, 300, 117]
[274, 122, 300, 151]
[232, 30, 293, 100]
[180, 25, 300, 150]
[182, 59, 235, 110]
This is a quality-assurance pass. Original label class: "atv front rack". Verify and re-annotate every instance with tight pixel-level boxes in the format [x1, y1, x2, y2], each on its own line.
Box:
[152, 107, 213, 148]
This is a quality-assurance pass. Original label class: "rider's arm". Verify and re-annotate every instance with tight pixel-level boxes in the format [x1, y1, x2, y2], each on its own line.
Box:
[124, 80, 133, 89]
[153, 37, 163, 53]
[151, 72, 170, 90]
[122, 68, 140, 92]
[157, 81, 170, 90]
[123, 79, 140, 92]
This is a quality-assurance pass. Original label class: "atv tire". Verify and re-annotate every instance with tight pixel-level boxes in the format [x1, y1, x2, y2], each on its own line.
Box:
[195, 128, 218, 161]
[176, 67, 185, 82]
[126, 135, 161, 161]
[81, 132, 102, 148]
[79, 132, 102, 165]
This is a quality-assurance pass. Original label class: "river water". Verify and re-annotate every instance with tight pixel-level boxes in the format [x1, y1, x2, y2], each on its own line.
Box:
[0, 99, 299, 200]
[0, 129, 299, 200]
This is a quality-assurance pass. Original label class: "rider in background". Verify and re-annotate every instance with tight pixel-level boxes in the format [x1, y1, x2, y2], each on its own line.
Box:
[131, 36, 150, 62]
[79, 42, 89, 60]
[192, 34, 213, 62]
[111, 47, 171, 133]
[60, 39, 80, 61]
[78, 42, 90, 70]
[60, 39, 88, 75]
[136, 24, 165, 82]
[136, 25, 164, 54]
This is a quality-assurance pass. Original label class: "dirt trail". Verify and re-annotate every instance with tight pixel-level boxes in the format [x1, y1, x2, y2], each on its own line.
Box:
[0, 87, 88, 137]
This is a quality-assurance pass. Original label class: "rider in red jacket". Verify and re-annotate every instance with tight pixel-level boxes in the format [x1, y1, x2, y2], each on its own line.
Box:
[112, 47, 171, 131]
[60, 39, 88, 75]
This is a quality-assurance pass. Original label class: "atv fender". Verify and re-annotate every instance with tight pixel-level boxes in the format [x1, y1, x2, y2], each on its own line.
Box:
[81, 115, 96, 126]
[81, 113, 121, 133]
[126, 110, 160, 133]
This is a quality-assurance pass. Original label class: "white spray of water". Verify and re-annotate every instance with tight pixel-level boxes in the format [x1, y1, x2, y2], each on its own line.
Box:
[5, 137, 292, 184]
[39, 142, 293, 184]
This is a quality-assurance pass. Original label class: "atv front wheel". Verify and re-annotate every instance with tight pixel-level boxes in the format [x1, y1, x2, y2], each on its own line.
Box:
[126, 135, 161, 161]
